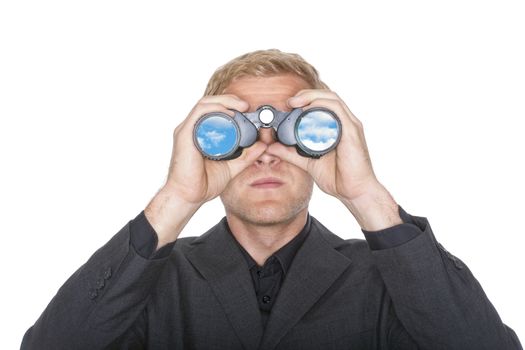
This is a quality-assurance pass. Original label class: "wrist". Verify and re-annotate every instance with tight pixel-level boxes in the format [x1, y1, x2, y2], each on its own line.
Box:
[145, 184, 201, 249]
[339, 182, 402, 231]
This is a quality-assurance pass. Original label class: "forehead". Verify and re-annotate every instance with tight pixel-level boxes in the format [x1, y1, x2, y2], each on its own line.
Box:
[223, 74, 311, 111]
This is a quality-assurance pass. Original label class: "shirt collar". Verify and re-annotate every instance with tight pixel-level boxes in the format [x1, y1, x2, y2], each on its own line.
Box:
[226, 214, 312, 274]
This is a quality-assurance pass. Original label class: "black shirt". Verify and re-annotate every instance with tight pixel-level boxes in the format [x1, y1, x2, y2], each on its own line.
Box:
[129, 206, 420, 328]
[225, 215, 311, 329]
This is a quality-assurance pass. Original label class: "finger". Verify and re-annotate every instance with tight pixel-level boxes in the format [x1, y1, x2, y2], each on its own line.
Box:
[226, 141, 268, 178]
[174, 96, 250, 164]
[172, 103, 228, 153]
[265, 142, 310, 172]
[169, 104, 235, 170]
[175, 99, 245, 141]
[183, 96, 248, 128]
[287, 89, 339, 108]
[200, 94, 250, 113]
[190, 102, 236, 122]
[302, 97, 363, 127]
[304, 99, 370, 168]
[177, 94, 249, 133]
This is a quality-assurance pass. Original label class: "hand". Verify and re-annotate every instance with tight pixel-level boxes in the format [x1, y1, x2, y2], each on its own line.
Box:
[165, 94, 267, 205]
[146, 95, 268, 246]
[266, 89, 402, 231]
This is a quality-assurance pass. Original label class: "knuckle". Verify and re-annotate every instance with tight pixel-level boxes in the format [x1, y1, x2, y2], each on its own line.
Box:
[316, 98, 340, 110]
[197, 96, 210, 104]
[193, 102, 219, 115]
[295, 88, 313, 96]
[222, 93, 240, 100]
[333, 99, 344, 108]
[352, 116, 364, 128]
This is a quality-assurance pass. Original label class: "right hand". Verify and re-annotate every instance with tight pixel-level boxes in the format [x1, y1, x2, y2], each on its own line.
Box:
[145, 95, 268, 246]
[166, 94, 268, 204]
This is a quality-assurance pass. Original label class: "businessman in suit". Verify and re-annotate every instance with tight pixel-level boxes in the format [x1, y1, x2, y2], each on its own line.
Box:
[22, 49, 522, 349]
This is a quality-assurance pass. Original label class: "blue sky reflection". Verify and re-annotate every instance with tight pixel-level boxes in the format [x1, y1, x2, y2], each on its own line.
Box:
[196, 116, 238, 156]
[297, 111, 339, 151]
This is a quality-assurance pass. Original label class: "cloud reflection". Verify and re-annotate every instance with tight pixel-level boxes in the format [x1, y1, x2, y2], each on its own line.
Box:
[297, 111, 339, 151]
[196, 116, 238, 156]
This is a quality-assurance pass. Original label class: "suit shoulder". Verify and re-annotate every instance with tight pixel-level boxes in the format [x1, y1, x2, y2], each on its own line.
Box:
[311, 216, 372, 258]
[172, 236, 199, 252]
[338, 237, 370, 251]
[334, 237, 371, 260]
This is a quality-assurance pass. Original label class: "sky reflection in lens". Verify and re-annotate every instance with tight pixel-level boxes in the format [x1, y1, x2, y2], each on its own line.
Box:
[297, 111, 339, 151]
[196, 116, 238, 156]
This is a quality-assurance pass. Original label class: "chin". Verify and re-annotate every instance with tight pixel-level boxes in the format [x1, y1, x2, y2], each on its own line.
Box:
[225, 201, 308, 226]
[220, 185, 313, 226]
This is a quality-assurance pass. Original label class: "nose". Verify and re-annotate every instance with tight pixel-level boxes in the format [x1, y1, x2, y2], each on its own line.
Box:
[255, 127, 280, 167]
[258, 127, 276, 145]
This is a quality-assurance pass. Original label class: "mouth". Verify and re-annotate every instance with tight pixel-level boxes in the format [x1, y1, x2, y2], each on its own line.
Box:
[250, 177, 284, 189]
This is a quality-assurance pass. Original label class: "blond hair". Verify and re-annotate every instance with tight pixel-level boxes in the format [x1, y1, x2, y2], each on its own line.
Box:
[203, 49, 329, 96]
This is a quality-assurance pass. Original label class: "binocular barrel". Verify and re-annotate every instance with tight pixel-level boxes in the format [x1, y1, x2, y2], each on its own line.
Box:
[193, 105, 341, 160]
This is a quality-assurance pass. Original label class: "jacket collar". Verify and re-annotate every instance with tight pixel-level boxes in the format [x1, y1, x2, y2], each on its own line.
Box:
[229, 214, 312, 274]
[185, 216, 352, 350]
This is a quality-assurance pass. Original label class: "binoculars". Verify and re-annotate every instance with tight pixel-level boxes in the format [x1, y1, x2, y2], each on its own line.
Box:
[193, 105, 341, 160]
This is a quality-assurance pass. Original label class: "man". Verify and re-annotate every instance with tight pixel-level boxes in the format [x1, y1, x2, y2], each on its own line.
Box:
[22, 49, 522, 349]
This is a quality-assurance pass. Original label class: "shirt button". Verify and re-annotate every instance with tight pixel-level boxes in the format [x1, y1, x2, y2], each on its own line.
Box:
[88, 289, 98, 300]
[103, 267, 112, 280]
[95, 278, 105, 290]
[262, 295, 272, 304]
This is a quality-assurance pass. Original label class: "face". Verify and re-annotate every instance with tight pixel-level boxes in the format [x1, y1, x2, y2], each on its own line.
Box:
[219, 74, 314, 226]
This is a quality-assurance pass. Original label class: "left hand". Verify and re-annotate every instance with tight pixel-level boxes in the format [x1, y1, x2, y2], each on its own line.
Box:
[266, 89, 380, 202]
[267, 89, 402, 231]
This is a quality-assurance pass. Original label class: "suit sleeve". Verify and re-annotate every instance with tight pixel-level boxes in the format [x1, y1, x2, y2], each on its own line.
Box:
[365, 207, 522, 349]
[21, 213, 173, 350]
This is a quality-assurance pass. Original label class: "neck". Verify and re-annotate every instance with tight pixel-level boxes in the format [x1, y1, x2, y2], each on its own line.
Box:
[226, 209, 309, 266]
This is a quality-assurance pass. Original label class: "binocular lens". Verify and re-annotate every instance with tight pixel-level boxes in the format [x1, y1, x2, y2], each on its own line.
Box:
[296, 110, 340, 152]
[194, 106, 341, 160]
[194, 115, 239, 158]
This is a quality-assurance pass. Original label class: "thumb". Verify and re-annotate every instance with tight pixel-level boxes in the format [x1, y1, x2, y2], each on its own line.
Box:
[266, 142, 309, 172]
[226, 141, 268, 178]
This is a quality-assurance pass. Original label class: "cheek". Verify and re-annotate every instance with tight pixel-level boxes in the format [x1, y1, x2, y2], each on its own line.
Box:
[301, 177, 314, 192]
[291, 168, 313, 186]
[220, 173, 245, 199]
[287, 174, 313, 196]
[221, 180, 237, 198]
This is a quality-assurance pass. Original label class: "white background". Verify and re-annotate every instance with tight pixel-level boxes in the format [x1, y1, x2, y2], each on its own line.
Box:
[1, 0, 524, 348]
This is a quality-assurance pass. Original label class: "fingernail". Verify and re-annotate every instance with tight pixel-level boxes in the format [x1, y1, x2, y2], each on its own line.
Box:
[239, 101, 249, 111]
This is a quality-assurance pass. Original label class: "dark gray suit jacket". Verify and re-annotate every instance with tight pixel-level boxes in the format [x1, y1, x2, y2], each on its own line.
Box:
[22, 212, 522, 349]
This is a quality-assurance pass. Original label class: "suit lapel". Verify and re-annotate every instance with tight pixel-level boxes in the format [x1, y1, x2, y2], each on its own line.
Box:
[185, 218, 263, 350]
[258, 217, 353, 350]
